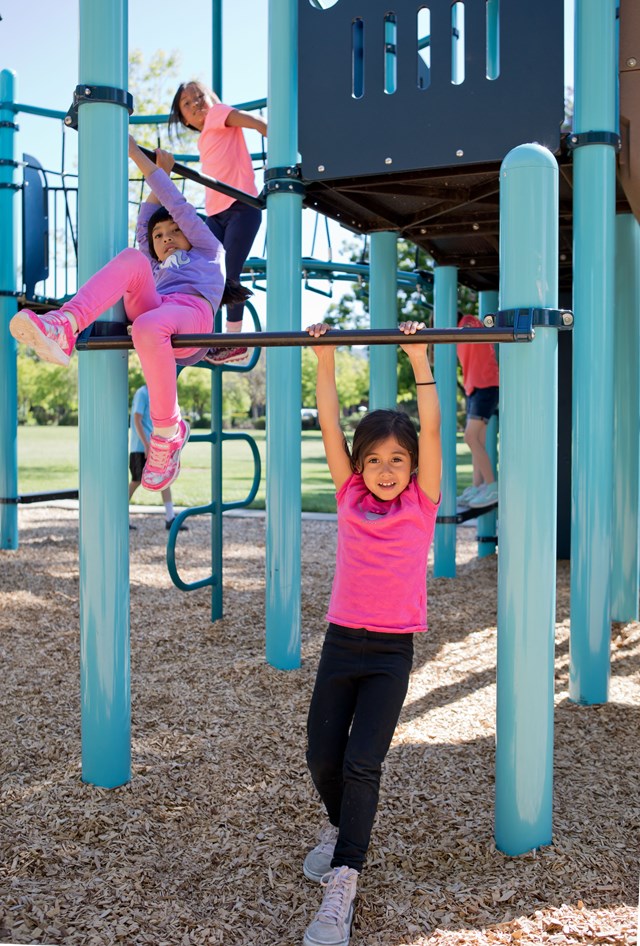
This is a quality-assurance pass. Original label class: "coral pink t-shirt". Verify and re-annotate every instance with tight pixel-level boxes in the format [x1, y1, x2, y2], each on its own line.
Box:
[198, 103, 259, 216]
[326, 473, 440, 634]
[456, 314, 500, 395]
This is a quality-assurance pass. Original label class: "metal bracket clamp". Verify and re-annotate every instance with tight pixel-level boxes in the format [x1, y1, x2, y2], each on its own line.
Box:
[64, 85, 134, 131]
[262, 164, 305, 197]
[0, 120, 19, 131]
[565, 131, 621, 152]
[483, 307, 574, 340]
[75, 320, 130, 351]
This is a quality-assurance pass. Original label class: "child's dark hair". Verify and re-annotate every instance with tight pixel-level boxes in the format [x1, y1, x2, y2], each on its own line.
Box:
[350, 409, 419, 474]
[168, 81, 220, 139]
[147, 207, 173, 261]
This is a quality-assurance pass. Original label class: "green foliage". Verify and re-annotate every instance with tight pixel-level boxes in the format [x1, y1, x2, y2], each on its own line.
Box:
[302, 347, 369, 414]
[17, 353, 78, 425]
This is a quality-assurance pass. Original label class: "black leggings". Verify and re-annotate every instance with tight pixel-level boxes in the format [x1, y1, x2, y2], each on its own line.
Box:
[206, 201, 262, 325]
[306, 623, 414, 873]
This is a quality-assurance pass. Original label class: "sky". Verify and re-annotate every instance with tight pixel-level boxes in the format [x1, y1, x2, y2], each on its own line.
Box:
[1, 0, 575, 325]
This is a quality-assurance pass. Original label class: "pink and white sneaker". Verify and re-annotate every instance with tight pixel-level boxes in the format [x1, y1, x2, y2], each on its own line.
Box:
[203, 345, 250, 366]
[142, 419, 190, 492]
[9, 309, 77, 367]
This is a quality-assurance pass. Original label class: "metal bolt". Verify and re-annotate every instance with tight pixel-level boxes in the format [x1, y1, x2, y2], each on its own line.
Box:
[84, 87, 92, 96]
[472, 223, 480, 231]
[318, 165, 325, 172]
[484, 315, 495, 327]
[627, 57, 638, 68]
[420, 228, 426, 234]
[571, 135, 578, 144]
[456, 149, 464, 157]
[562, 311, 574, 326]
[470, 259, 476, 265]
[560, 253, 567, 261]
[385, 157, 392, 165]
[64, 116, 72, 126]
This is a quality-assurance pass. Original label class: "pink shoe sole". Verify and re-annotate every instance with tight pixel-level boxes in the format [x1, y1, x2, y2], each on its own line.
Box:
[9, 311, 71, 367]
[142, 421, 191, 492]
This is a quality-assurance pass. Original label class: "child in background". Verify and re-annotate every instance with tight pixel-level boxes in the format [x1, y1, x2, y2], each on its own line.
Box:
[302, 321, 441, 946]
[10, 136, 239, 491]
[456, 311, 499, 508]
[169, 80, 267, 366]
[128, 384, 188, 531]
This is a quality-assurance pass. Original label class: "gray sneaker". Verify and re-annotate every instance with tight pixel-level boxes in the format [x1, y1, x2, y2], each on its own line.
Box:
[303, 866, 358, 946]
[303, 824, 339, 882]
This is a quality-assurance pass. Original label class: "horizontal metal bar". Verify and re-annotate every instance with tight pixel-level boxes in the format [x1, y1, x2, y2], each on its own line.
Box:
[140, 147, 265, 211]
[76, 326, 529, 352]
[0, 489, 79, 505]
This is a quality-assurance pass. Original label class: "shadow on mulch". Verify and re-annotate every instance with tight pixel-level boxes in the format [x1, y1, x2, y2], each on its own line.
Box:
[0, 507, 638, 946]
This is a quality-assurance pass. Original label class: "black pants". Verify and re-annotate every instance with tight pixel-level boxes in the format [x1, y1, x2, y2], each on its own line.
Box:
[206, 201, 262, 325]
[306, 623, 414, 873]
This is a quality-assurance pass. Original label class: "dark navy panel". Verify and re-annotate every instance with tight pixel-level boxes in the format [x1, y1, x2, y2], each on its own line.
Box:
[299, 0, 565, 181]
[22, 154, 49, 298]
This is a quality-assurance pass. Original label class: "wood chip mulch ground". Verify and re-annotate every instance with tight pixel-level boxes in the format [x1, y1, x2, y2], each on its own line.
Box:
[1, 506, 638, 946]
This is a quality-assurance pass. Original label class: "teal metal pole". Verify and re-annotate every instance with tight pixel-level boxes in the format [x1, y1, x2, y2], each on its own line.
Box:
[211, 0, 223, 95]
[209, 0, 223, 620]
[433, 266, 457, 578]
[265, 0, 302, 670]
[495, 143, 558, 856]
[478, 290, 499, 558]
[611, 214, 640, 621]
[569, 0, 617, 705]
[0, 70, 18, 551]
[78, 0, 131, 787]
[369, 232, 398, 411]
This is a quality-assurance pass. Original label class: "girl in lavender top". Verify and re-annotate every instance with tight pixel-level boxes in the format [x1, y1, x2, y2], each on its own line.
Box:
[10, 137, 245, 492]
[301, 321, 441, 946]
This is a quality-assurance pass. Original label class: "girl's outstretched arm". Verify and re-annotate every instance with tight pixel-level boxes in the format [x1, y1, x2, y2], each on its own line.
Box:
[307, 323, 353, 490]
[225, 110, 268, 137]
[399, 321, 442, 503]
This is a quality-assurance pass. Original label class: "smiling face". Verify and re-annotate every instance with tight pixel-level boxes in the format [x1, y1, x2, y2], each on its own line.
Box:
[360, 435, 413, 502]
[178, 82, 213, 132]
[151, 218, 191, 263]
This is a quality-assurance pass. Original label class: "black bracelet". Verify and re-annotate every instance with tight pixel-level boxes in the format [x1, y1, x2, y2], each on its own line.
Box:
[416, 381, 436, 385]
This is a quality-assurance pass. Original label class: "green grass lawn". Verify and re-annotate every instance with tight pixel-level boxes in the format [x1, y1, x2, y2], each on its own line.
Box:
[17, 426, 474, 514]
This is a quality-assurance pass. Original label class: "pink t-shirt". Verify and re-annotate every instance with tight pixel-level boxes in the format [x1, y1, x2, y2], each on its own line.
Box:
[326, 473, 440, 634]
[456, 314, 500, 396]
[198, 102, 259, 216]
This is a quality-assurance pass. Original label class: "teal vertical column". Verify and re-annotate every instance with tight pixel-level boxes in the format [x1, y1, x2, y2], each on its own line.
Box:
[265, 0, 302, 669]
[569, 0, 616, 705]
[78, 0, 130, 787]
[209, 8, 223, 620]
[211, 0, 223, 94]
[478, 290, 499, 558]
[0, 70, 18, 550]
[611, 215, 640, 621]
[433, 266, 457, 578]
[369, 232, 398, 410]
[495, 144, 558, 855]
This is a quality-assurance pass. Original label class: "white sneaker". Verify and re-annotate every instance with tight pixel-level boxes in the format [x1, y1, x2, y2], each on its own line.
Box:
[303, 866, 358, 946]
[468, 481, 498, 508]
[458, 485, 480, 506]
[303, 824, 339, 882]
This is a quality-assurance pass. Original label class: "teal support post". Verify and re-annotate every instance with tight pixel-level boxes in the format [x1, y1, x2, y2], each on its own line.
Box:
[486, 0, 500, 81]
[478, 290, 499, 558]
[369, 232, 398, 411]
[433, 266, 457, 578]
[211, 0, 223, 95]
[612, 214, 640, 621]
[78, 0, 131, 787]
[265, 0, 302, 670]
[209, 5, 223, 620]
[495, 144, 558, 856]
[0, 70, 18, 550]
[569, 0, 617, 705]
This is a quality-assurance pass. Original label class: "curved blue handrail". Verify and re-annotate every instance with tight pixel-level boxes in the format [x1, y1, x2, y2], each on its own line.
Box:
[166, 302, 262, 594]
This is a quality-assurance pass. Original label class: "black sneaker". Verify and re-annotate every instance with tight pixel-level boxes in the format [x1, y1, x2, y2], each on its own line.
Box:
[166, 517, 189, 531]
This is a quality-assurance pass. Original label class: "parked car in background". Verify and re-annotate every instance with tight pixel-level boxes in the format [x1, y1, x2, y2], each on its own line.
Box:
[301, 408, 319, 429]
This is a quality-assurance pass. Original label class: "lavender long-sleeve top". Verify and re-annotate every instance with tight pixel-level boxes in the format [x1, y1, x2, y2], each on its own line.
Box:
[136, 168, 226, 313]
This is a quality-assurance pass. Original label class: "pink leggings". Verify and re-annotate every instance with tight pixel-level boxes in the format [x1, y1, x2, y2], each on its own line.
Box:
[63, 248, 213, 428]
